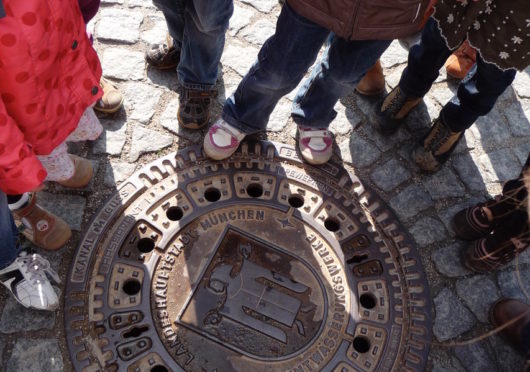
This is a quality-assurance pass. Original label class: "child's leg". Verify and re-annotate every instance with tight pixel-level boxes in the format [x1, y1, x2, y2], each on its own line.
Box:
[66, 107, 103, 143]
[399, 18, 455, 98]
[37, 143, 75, 183]
[440, 55, 516, 132]
[222, 3, 330, 133]
[0, 191, 19, 268]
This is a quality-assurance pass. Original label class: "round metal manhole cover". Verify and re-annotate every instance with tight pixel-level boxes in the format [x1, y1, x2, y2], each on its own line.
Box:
[65, 141, 431, 372]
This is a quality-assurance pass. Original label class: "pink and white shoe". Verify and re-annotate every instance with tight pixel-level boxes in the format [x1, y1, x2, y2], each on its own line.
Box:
[298, 126, 333, 165]
[203, 118, 246, 160]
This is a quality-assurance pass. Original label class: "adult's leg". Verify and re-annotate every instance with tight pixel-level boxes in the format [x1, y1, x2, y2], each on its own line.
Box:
[399, 18, 455, 98]
[152, 0, 185, 49]
[292, 36, 391, 128]
[0, 191, 19, 269]
[222, 3, 330, 133]
[440, 56, 516, 132]
[177, 0, 233, 90]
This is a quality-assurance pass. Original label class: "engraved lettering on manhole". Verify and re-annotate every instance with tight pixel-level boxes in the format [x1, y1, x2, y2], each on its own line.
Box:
[65, 141, 432, 372]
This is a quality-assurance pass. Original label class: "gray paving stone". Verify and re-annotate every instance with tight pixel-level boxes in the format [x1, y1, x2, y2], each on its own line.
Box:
[409, 217, 447, 246]
[240, 0, 277, 13]
[105, 161, 137, 187]
[242, 19, 275, 46]
[380, 41, 408, 68]
[146, 67, 180, 91]
[221, 42, 259, 76]
[456, 275, 500, 323]
[453, 154, 489, 192]
[512, 68, 530, 98]
[122, 82, 163, 124]
[470, 108, 513, 147]
[7, 339, 63, 372]
[370, 159, 411, 192]
[329, 103, 360, 136]
[477, 150, 522, 184]
[432, 243, 472, 278]
[128, 0, 155, 8]
[431, 83, 457, 107]
[101, 48, 145, 81]
[159, 98, 203, 142]
[141, 15, 167, 45]
[497, 268, 530, 302]
[229, 5, 255, 36]
[506, 248, 530, 267]
[431, 356, 466, 372]
[37, 192, 86, 231]
[384, 64, 405, 90]
[101, 0, 123, 4]
[424, 167, 466, 200]
[0, 296, 55, 333]
[389, 185, 432, 220]
[360, 119, 411, 152]
[490, 335, 526, 372]
[96, 9, 143, 44]
[93, 118, 128, 155]
[512, 143, 530, 165]
[454, 342, 496, 372]
[453, 129, 476, 155]
[433, 288, 476, 341]
[337, 135, 381, 168]
[129, 125, 173, 162]
[505, 100, 530, 137]
[267, 98, 291, 132]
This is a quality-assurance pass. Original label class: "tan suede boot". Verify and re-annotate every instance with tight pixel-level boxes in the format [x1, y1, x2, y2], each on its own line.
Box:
[12, 193, 71, 250]
[57, 155, 93, 188]
[356, 60, 385, 96]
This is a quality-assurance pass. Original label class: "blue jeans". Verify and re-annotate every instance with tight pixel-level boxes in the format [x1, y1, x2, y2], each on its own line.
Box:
[152, 0, 233, 91]
[222, 3, 391, 133]
[0, 191, 19, 269]
[400, 19, 517, 132]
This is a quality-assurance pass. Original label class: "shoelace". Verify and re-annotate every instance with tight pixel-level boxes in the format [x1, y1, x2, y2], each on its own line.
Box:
[425, 120, 449, 152]
[383, 87, 407, 117]
[17, 252, 60, 285]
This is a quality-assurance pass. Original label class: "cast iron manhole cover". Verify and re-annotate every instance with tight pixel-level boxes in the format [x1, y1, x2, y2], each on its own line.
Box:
[65, 141, 431, 372]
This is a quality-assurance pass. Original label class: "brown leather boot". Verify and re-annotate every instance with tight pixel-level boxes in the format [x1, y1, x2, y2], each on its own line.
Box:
[57, 155, 93, 188]
[491, 299, 530, 356]
[12, 193, 71, 250]
[356, 60, 385, 96]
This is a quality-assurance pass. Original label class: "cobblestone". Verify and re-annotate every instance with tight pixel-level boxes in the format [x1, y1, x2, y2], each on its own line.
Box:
[104, 161, 137, 187]
[338, 135, 381, 168]
[159, 98, 203, 142]
[242, 19, 275, 46]
[37, 192, 87, 231]
[477, 149, 522, 184]
[423, 167, 466, 200]
[101, 48, 146, 81]
[221, 42, 259, 76]
[454, 342, 496, 372]
[240, 0, 277, 13]
[0, 296, 55, 333]
[432, 243, 472, 278]
[229, 5, 255, 36]
[433, 288, 476, 341]
[141, 15, 167, 45]
[7, 339, 63, 372]
[122, 82, 163, 124]
[505, 100, 530, 137]
[389, 185, 432, 220]
[96, 9, 143, 44]
[129, 125, 173, 162]
[93, 118, 128, 155]
[456, 275, 500, 323]
[409, 217, 447, 246]
[512, 67, 530, 98]
[370, 159, 411, 192]
[497, 268, 530, 302]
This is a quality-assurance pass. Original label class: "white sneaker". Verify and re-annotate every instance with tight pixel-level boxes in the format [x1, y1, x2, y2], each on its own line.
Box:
[0, 252, 60, 311]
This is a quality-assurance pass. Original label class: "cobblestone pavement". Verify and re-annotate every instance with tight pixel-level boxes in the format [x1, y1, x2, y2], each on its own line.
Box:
[1, 1, 529, 371]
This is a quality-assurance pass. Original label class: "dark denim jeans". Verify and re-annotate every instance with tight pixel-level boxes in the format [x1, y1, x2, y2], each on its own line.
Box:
[222, 3, 391, 133]
[400, 18, 517, 132]
[152, 0, 233, 91]
[0, 191, 19, 269]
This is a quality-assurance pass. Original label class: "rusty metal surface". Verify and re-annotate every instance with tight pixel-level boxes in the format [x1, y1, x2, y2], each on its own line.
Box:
[65, 140, 432, 372]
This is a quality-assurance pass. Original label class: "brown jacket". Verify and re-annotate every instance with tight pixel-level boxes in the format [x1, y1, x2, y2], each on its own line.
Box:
[286, 0, 432, 40]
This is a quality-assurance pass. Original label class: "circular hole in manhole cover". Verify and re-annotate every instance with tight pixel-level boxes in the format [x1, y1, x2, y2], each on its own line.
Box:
[204, 187, 221, 202]
[353, 336, 371, 353]
[166, 206, 184, 221]
[122, 279, 141, 296]
[151, 367, 168, 372]
[246, 183, 263, 198]
[288, 194, 304, 208]
[360, 293, 377, 309]
[324, 217, 340, 232]
[137, 238, 155, 253]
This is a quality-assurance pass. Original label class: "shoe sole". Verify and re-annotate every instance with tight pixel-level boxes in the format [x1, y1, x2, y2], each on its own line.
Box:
[22, 226, 72, 251]
[177, 110, 208, 130]
[93, 97, 125, 114]
[355, 86, 385, 96]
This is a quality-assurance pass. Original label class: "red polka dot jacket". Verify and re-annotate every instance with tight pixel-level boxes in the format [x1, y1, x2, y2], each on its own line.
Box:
[0, 0, 102, 194]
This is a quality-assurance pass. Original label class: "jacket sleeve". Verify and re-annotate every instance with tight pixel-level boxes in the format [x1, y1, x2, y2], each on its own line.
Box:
[0, 101, 46, 195]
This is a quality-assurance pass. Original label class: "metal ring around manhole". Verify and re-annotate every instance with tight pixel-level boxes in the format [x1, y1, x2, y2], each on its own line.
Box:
[65, 140, 432, 371]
